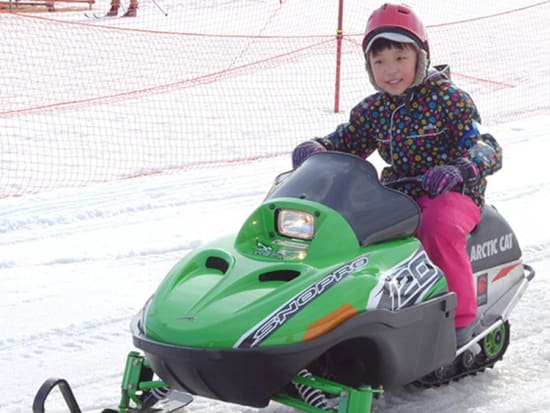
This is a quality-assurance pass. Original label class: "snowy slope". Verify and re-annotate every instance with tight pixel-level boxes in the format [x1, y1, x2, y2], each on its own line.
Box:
[1, 1, 550, 413]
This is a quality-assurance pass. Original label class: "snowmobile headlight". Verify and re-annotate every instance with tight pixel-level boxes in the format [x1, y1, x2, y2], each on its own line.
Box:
[277, 209, 315, 241]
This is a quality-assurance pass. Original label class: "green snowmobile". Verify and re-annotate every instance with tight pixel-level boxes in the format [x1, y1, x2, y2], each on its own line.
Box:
[34, 152, 535, 413]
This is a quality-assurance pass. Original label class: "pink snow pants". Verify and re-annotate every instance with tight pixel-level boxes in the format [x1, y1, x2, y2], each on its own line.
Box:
[416, 192, 481, 328]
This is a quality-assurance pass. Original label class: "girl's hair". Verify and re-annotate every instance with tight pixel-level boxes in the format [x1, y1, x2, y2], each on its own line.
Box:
[368, 38, 415, 56]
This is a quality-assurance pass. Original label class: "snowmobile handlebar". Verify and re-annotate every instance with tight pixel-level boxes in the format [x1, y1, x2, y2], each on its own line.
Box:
[383, 175, 423, 187]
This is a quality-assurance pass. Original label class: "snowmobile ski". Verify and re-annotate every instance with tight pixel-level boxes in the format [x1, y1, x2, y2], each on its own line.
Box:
[32, 352, 193, 413]
[32, 378, 81, 413]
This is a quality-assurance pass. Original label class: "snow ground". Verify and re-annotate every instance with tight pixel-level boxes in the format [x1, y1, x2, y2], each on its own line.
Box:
[1, 1, 549, 413]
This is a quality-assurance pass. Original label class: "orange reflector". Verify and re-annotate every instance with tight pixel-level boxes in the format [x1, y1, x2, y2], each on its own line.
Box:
[303, 304, 358, 342]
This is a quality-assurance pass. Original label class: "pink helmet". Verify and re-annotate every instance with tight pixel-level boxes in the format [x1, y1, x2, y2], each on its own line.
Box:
[362, 3, 430, 58]
[362, 3, 430, 91]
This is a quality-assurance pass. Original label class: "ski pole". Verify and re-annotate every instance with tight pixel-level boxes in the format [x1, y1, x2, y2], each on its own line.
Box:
[151, 0, 167, 16]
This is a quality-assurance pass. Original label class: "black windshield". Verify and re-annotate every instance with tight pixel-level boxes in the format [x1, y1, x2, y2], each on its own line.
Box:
[266, 152, 420, 246]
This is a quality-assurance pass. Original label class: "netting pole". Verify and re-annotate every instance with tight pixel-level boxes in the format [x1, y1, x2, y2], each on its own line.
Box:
[334, 0, 344, 113]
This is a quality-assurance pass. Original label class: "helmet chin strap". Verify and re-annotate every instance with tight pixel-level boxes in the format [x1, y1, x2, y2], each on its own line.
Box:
[365, 48, 430, 93]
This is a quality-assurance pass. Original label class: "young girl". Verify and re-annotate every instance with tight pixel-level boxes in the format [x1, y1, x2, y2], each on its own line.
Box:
[292, 3, 502, 347]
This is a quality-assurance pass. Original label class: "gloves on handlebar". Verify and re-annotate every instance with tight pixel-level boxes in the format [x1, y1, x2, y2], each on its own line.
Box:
[292, 140, 327, 169]
[453, 157, 480, 185]
[422, 158, 480, 197]
[422, 165, 464, 196]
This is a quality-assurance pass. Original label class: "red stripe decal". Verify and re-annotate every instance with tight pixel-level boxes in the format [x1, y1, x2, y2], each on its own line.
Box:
[492, 263, 519, 282]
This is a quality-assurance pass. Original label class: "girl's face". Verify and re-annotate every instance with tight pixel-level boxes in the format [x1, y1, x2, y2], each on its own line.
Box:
[369, 45, 418, 95]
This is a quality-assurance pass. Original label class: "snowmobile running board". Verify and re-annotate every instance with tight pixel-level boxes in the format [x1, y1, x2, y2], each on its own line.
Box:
[456, 263, 535, 356]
